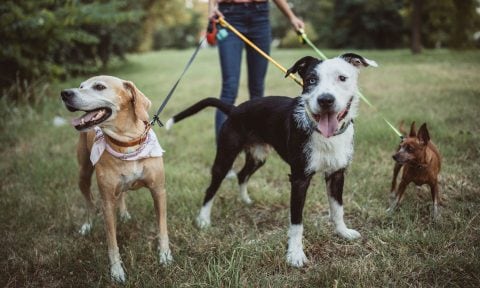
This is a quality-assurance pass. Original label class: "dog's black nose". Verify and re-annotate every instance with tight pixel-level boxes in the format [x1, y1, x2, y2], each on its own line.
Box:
[392, 155, 398, 161]
[61, 90, 74, 101]
[317, 93, 335, 108]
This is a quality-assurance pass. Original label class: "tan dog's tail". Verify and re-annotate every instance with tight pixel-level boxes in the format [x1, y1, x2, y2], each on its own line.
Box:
[166, 97, 233, 130]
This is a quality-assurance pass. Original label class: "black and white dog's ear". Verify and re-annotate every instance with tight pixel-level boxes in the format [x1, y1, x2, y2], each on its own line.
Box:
[340, 53, 378, 68]
[286, 56, 320, 79]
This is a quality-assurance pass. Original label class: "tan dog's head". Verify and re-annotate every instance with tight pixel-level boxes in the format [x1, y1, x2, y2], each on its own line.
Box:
[60, 76, 151, 131]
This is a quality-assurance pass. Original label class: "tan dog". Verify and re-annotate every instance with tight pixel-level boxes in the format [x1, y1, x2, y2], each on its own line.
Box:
[61, 76, 172, 283]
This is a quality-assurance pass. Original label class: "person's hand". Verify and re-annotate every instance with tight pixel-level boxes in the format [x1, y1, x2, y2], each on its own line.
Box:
[289, 16, 305, 32]
[208, 7, 223, 21]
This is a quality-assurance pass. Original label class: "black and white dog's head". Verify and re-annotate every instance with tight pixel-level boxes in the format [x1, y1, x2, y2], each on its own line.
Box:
[286, 53, 377, 138]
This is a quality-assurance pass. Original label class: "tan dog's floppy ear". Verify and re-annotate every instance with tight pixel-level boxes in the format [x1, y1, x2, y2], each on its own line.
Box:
[409, 121, 417, 137]
[123, 81, 152, 122]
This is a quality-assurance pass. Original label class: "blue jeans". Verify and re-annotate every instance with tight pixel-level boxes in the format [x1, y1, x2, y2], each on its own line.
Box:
[215, 2, 271, 139]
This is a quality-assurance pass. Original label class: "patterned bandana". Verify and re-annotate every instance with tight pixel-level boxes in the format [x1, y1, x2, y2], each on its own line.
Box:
[90, 127, 164, 165]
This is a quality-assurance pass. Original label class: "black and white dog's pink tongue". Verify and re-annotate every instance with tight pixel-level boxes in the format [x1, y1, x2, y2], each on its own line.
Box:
[317, 113, 339, 138]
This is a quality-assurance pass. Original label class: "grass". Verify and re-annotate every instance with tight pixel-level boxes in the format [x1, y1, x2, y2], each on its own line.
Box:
[1, 48, 480, 287]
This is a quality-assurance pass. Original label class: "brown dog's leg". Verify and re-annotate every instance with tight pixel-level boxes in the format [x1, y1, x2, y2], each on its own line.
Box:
[99, 185, 125, 283]
[148, 163, 172, 265]
[77, 133, 95, 235]
[387, 179, 409, 213]
[430, 182, 440, 220]
[390, 163, 402, 197]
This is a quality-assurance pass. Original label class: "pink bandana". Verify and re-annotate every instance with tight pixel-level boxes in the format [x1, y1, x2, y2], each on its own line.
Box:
[90, 127, 164, 165]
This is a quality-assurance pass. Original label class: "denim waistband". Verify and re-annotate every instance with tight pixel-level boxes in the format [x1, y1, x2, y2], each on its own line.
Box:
[219, 1, 268, 8]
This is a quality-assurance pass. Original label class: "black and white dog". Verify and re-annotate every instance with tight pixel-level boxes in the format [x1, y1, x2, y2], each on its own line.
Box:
[166, 53, 377, 267]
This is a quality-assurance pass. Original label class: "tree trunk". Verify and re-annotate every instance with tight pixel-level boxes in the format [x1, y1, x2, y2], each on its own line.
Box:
[411, 0, 422, 54]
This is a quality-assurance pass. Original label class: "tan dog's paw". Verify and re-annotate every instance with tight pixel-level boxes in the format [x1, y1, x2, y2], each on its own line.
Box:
[79, 222, 92, 236]
[110, 261, 126, 283]
[159, 248, 173, 265]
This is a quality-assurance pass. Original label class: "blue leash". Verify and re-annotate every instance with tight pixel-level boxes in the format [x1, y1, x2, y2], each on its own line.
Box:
[151, 37, 206, 127]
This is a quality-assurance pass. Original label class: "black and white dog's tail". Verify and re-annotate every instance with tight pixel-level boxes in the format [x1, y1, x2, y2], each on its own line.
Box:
[165, 97, 233, 130]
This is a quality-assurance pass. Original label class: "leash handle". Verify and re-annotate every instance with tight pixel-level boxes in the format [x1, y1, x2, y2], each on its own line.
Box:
[151, 37, 206, 127]
[218, 17, 303, 87]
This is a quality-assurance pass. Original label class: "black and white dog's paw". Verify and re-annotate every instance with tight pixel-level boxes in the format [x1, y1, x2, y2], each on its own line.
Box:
[286, 248, 308, 268]
[336, 227, 361, 240]
[195, 214, 211, 229]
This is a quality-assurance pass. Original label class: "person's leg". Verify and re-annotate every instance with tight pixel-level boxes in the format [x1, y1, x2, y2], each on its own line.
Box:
[216, 6, 246, 139]
[246, 2, 271, 100]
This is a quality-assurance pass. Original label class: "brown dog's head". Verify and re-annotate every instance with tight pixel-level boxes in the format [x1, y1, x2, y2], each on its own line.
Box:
[60, 76, 151, 131]
[392, 122, 431, 164]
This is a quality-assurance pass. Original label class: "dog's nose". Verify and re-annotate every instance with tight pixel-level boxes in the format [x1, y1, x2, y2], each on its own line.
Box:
[392, 155, 398, 161]
[61, 90, 74, 101]
[317, 93, 335, 108]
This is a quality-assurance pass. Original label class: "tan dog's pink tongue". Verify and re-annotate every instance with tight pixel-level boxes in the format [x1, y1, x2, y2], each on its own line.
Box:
[71, 111, 97, 127]
[317, 113, 338, 138]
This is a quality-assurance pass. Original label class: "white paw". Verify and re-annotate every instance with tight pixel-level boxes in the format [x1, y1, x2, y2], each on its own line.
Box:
[159, 249, 173, 265]
[241, 196, 253, 205]
[110, 262, 126, 283]
[239, 183, 253, 205]
[286, 249, 308, 268]
[120, 211, 132, 223]
[225, 169, 237, 180]
[195, 214, 211, 229]
[336, 227, 361, 240]
[78, 223, 92, 236]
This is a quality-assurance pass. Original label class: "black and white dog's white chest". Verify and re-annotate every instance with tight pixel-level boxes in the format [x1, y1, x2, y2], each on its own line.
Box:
[303, 125, 354, 174]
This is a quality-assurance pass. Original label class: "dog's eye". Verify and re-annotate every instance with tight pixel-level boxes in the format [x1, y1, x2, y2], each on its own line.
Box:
[94, 84, 106, 91]
[338, 75, 347, 82]
[405, 146, 413, 152]
[307, 78, 317, 85]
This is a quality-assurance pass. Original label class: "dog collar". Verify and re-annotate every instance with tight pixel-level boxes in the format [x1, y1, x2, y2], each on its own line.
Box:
[304, 97, 354, 137]
[105, 121, 151, 148]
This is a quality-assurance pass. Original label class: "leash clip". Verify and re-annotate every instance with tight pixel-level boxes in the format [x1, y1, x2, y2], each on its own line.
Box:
[150, 115, 164, 127]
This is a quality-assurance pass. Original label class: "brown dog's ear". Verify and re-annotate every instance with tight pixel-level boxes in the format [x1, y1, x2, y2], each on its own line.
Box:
[286, 56, 320, 79]
[417, 123, 430, 145]
[409, 121, 417, 137]
[340, 53, 378, 68]
[123, 81, 152, 122]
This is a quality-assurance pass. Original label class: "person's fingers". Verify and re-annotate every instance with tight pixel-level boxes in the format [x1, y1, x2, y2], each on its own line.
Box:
[290, 16, 305, 31]
[209, 8, 224, 20]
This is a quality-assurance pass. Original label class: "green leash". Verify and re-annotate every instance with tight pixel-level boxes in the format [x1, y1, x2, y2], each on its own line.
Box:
[297, 30, 402, 137]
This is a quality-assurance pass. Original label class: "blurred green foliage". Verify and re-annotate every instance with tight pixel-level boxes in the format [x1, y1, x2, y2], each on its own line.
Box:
[271, 0, 479, 49]
[0, 0, 143, 91]
[1, 0, 478, 102]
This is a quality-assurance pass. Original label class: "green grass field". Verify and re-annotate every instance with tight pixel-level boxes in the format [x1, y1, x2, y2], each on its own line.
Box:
[1, 48, 479, 287]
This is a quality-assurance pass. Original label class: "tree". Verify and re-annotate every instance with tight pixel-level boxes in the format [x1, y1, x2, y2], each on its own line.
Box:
[331, 0, 405, 49]
[0, 0, 143, 92]
[411, 0, 422, 53]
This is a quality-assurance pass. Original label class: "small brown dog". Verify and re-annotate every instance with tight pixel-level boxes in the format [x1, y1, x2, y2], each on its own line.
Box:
[61, 76, 172, 283]
[388, 122, 441, 219]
